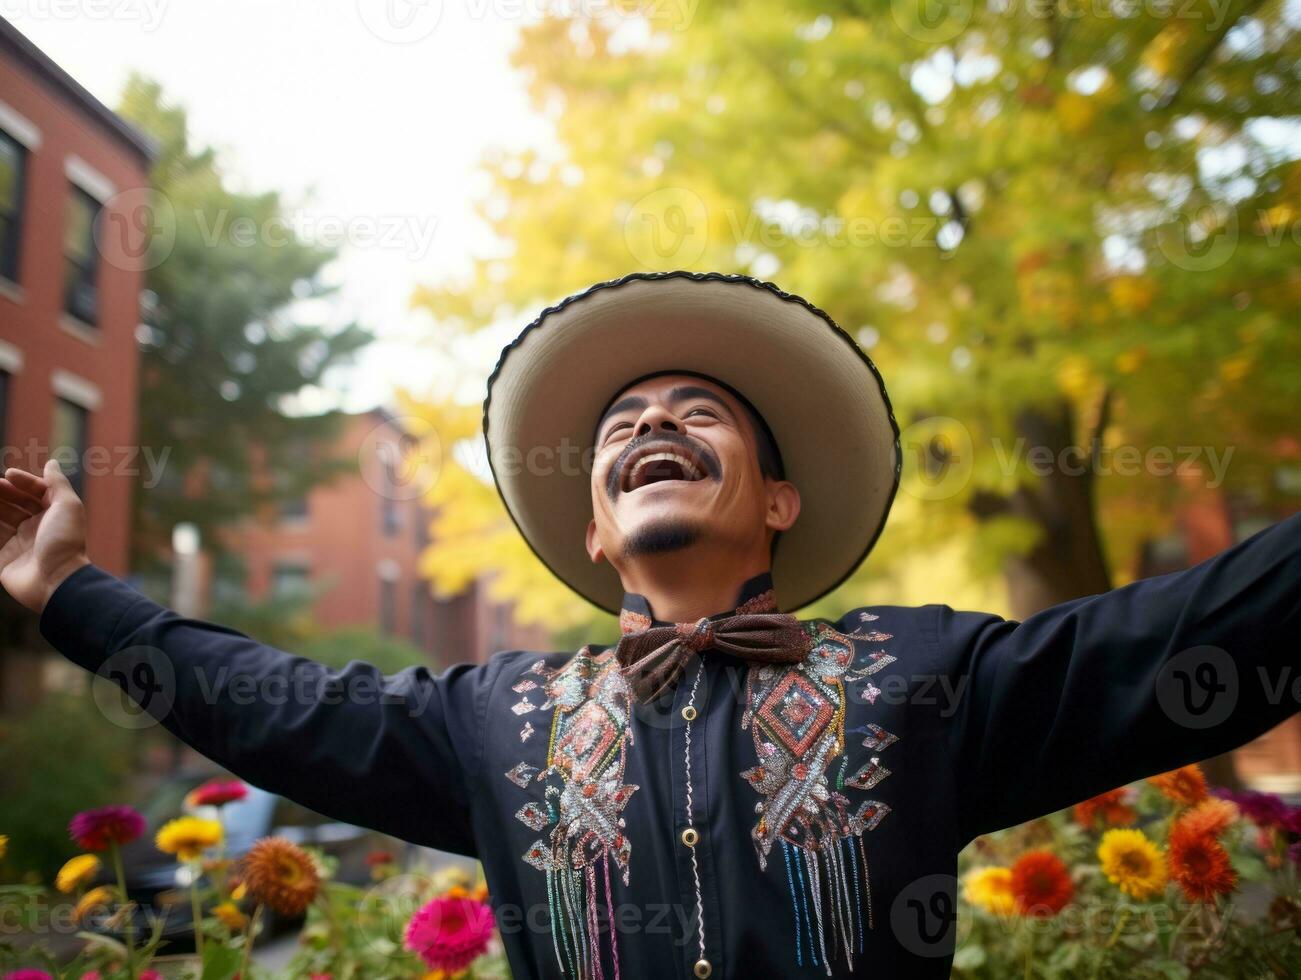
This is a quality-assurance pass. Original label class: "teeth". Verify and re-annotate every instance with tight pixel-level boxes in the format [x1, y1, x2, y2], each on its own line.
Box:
[629, 452, 702, 487]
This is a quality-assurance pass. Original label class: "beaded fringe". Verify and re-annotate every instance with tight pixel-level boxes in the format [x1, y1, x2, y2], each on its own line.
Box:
[546, 851, 622, 980]
[779, 837, 874, 976]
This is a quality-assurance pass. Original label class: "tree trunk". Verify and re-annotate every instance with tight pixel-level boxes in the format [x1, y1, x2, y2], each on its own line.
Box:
[977, 399, 1113, 619]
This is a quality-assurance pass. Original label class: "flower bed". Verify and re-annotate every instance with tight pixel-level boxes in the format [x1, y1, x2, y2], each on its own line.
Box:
[3, 764, 1298, 978]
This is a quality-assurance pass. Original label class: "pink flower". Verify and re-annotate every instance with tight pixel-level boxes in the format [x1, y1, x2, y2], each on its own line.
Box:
[78, 973, 101, 980]
[4, 971, 55, 980]
[187, 778, 248, 808]
[68, 805, 146, 852]
[139, 972, 162, 980]
[404, 894, 494, 972]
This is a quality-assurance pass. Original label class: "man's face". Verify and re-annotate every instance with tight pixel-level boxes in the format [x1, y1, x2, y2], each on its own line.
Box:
[585, 373, 799, 570]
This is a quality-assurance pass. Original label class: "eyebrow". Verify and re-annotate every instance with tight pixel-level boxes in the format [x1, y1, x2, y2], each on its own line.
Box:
[596, 385, 733, 441]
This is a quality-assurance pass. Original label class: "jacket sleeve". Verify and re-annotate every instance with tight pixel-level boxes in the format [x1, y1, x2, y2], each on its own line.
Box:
[929, 512, 1301, 847]
[39, 563, 503, 856]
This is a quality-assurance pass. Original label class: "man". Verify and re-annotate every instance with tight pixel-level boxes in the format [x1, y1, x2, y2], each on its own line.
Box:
[2, 270, 1298, 979]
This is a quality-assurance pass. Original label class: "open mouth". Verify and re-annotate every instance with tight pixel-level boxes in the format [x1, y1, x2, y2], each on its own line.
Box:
[621, 448, 707, 493]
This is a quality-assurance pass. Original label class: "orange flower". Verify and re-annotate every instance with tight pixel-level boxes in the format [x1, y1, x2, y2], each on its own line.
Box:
[1073, 788, 1137, 830]
[1009, 850, 1074, 916]
[1168, 824, 1237, 903]
[1177, 798, 1238, 839]
[1148, 765, 1208, 807]
[240, 837, 320, 917]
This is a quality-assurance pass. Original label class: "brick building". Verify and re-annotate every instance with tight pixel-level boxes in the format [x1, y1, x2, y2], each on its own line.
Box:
[216, 408, 548, 666]
[0, 18, 152, 709]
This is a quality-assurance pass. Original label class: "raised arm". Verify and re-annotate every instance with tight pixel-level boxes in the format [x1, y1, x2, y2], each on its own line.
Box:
[1, 461, 497, 855]
[929, 512, 1301, 847]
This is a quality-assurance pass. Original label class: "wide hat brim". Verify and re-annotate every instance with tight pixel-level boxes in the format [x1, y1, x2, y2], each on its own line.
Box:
[482, 270, 901, 614]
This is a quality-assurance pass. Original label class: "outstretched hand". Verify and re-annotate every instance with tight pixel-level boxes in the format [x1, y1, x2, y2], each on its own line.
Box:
[0, 459, 90, 615]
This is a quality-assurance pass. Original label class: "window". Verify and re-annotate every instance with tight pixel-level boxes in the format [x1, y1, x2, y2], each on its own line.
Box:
[64, 186, 100, 325]
[0, 130, 24, 284]
[270, 561, 311, 601]
[51, 398, 89, 498]
[278, 494, 309, 521]
[0, 371, 9, 450]
[379, 576, 396, 636]
[381, 454, 401, 536]
[410, 580, 426, 647]
[210, 552, 249, 606]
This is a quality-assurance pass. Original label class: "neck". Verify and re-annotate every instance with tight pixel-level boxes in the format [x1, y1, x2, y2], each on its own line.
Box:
[615, 545, 772, 623]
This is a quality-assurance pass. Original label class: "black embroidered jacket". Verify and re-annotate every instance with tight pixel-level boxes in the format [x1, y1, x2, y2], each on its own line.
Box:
[39, 513, 1301, 978]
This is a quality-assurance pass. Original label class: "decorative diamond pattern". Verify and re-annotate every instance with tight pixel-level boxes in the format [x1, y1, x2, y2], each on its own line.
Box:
[756, 672, 835, 758]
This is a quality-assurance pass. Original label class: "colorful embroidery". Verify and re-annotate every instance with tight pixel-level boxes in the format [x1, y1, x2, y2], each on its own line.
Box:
[503, 647, 637, 979]
[740, 619, 897, 974]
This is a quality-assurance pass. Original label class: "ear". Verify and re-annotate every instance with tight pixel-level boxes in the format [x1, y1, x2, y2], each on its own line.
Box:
[585, 518, 607, 564]
[765, 479, 801, 534]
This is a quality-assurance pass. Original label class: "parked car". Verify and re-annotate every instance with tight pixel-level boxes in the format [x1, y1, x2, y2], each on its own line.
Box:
[86, 770, 408, 952]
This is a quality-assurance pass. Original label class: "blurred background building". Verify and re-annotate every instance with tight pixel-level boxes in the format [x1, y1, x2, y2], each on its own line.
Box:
[0, 16, 150, 709]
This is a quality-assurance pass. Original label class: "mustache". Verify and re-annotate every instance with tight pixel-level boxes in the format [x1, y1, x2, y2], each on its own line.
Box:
[605, 430, 721, 501]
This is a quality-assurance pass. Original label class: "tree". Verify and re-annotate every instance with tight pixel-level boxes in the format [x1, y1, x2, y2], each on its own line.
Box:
[116, 76, 373, 569]
[410, 0, 1301, 625]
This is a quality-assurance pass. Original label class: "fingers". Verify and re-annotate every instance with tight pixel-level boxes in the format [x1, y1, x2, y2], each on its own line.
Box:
[4, 466, 49, 496]
[40, 458, 79, 502]
[0, 476, 44, 519]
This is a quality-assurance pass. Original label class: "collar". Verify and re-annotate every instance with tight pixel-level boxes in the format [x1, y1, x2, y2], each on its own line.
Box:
[618, 571, 780, 635]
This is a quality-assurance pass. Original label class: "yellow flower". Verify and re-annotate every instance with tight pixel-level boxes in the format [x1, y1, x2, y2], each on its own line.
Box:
[212, 901, 248, 931]
[74, 885, 116, 921]
[56, 854, 102, 893]
[1098, 829, 1167, 901]
[962, 866, 1015, 916]
[0, 834, 8, 859]
[431, 865, 472, 893]
[156, 816, 224, 862]
[231, 882, 247, 901]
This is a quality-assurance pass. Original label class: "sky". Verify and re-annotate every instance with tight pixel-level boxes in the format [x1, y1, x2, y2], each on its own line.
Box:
[8, 0, 556, 413]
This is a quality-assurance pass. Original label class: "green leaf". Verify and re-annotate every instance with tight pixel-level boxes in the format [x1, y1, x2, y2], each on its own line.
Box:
[199, 939, 243, 980]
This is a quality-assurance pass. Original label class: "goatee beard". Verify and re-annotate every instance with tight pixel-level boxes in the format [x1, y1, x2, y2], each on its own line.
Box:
[621, 519, 702, 558]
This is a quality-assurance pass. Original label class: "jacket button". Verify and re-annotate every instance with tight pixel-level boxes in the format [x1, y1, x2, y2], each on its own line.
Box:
[681, 705, 697, 721]
[693, 958, 712, 978]
[680, 827, 699, 847]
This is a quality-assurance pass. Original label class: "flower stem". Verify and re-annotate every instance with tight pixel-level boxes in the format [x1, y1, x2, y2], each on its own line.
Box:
[240, 902, 264, 978]
[189, 863, 205, 962]
[109, 841, 138, 980]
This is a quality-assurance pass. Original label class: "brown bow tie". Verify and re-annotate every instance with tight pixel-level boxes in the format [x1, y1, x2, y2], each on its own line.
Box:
[614, 612, 812, 703]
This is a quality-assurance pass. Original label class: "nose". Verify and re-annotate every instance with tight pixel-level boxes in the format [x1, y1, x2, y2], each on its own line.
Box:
[634, 403, 682, 438]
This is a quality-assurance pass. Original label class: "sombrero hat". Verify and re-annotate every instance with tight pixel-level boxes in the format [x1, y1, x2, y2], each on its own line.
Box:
[482, 270, 901, 614]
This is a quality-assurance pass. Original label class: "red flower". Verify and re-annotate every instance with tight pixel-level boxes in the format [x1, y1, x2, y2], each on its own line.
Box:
[404, 894, 494, 972]
[365, 850, 395, 866]
[68, 805, 145, 852]
[1148, 765, 1208, 807]
[187, 778, 248, 808]
[1009, 850, 1074, 917]
[1168, 823, 1237, 903]
[1176, 798, 1238, 840]
[1073, 788, 1137, 829]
